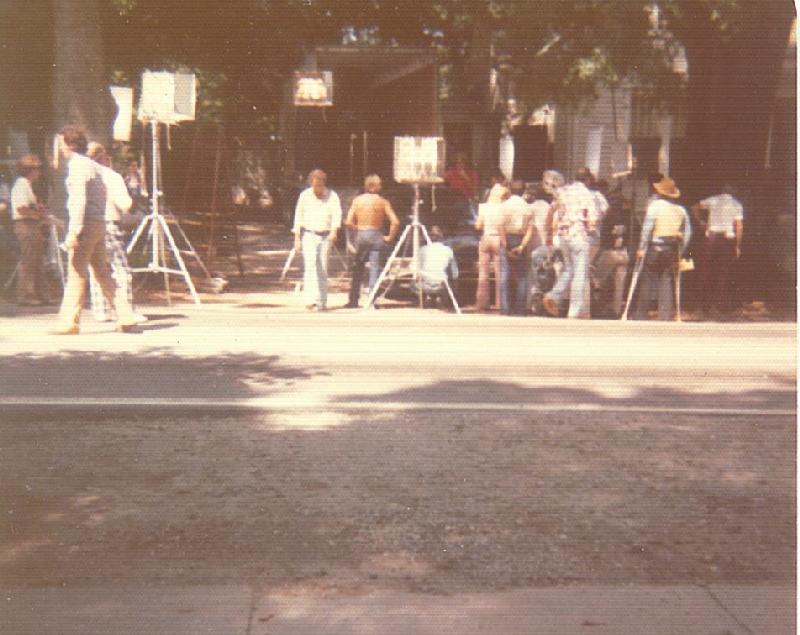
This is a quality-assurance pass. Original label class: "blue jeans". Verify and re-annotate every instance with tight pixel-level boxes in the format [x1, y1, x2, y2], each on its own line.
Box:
[547, 236, 590, 318]
[348, 229, 385, 306]
[505, 234, 530, 315]
[301, 231, 331, 307]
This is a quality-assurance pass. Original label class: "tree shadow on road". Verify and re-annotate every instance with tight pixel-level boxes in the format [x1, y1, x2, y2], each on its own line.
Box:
[0, 348, 328, 400]
[331, 377, 797, 412]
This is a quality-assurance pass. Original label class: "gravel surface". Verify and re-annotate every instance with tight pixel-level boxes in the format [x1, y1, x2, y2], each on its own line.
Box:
[1, 410, 793, 593]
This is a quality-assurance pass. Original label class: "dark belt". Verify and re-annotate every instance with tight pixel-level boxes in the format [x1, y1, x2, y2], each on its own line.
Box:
[14, 218, 41, 223]
[302, 228, 330, 237]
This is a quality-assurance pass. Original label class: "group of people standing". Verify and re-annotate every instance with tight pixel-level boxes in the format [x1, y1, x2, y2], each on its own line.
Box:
[4, 125, 146, 334]
[291, 161, 744, 320]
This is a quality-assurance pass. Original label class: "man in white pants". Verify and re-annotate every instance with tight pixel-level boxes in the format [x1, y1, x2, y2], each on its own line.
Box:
[292, 169, 342, 311]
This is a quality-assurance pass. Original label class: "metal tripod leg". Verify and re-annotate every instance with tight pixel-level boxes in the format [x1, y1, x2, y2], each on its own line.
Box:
[168, 213, 212, 279]
[674, 257, 682, 323]
[158, 214, 200, 305]
[365, 223, 413, 309]
[621, 248, 646, 321]
[127, 213, 151, 255]
[3, 263, 19, 294]
[280, 247, 296, 282]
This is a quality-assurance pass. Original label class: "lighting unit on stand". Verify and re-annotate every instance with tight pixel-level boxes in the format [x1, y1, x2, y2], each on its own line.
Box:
[365, 136, 460, 314]
[127, 70, 209, 306]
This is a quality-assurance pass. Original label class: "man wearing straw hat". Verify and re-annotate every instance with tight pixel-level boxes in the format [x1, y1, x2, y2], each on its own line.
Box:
[632, 176, 691, 321]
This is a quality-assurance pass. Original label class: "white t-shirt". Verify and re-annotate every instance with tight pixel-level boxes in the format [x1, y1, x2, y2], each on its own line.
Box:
[98, 164, 133, 222]
[701, 194, 743, 238]
[502, 195, 533, 234]
[10, 176, 37, 220]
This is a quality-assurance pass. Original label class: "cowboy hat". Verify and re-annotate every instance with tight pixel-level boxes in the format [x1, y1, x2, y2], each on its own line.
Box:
[653, 176, 680, 199]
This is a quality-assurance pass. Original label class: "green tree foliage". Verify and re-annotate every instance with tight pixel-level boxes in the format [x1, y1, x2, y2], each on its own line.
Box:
[98, 0, 768, 127]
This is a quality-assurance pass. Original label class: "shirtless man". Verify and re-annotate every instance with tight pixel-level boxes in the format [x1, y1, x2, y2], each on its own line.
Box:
[344, 174, 400, 308]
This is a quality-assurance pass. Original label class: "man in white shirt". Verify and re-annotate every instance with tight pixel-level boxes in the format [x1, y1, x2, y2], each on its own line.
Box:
[10, 155, 47, 305]
[691, 185, 744, 315]
[292, 169, 342, 311]
[86, 143, 146, 324]
[52, 125, 138, 335]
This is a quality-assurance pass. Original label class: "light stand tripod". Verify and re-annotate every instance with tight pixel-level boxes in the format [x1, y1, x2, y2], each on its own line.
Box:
[365, 183, 461, 314]
[127, 120, 208, 305]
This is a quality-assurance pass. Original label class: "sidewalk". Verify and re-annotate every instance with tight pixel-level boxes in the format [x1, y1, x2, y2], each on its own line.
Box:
[2, 584, 793, 634]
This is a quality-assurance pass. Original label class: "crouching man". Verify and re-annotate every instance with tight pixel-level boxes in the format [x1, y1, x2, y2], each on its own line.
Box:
[411, 225, 459, 310]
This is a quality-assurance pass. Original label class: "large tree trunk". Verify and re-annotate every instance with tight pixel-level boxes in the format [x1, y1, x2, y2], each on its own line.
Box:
[52, 0, 113, 146]
[50, 0, 114, 220]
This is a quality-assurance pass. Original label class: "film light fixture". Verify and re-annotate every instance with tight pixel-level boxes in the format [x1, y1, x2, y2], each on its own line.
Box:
[366, 136, 461, 314]
[293, 70, 334, 107]
[127, 70, 207, 305]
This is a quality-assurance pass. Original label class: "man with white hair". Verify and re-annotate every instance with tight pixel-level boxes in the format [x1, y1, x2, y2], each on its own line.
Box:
[543, 170, 599, 319]
[292, 169, 342, 311]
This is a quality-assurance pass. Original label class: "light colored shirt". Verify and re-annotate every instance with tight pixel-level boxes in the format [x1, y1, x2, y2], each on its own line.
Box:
[65, 153, 107, 234]
[10, 176, 37, 220]
[553, 181, 598, 242]
[502, 194, 532, 234]
[639, 198, 692, 253]
[701, 193, 743, 238]
[292, 187, 342, 234]
[419, 242, 458, 288]
[477, 202, 507, 238]
[98, 164, 132, 223]
[593, 190, 609, 217]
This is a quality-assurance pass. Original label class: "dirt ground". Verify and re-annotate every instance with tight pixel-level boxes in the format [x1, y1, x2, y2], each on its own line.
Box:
[1, 409, 794, 593]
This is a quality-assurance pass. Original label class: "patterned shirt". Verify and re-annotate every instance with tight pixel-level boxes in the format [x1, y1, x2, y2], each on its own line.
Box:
[552, 182, 599, 242]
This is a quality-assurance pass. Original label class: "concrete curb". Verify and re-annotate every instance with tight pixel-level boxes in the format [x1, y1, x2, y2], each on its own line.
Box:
[1, 584, 793, 635]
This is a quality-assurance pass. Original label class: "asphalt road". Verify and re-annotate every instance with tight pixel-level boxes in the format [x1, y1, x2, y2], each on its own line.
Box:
[0, 306, 795, 633]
